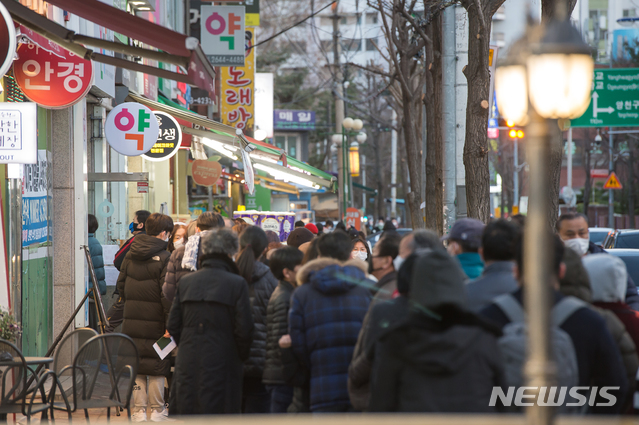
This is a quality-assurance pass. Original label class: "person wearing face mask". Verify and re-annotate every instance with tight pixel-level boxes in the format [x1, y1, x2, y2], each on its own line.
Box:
[394, 230, 444, 272]
[557, 213, 639, 311]
[168, 223, 187, 253]
[105, 209, 151, 333]
[369, 233, 401, 302]
[324, 220, 334, 233]
[163, 212, 223, 303]
[116, 213, 175, 422]
[442, 218, 486, 280]
[351, 238, 370, 263]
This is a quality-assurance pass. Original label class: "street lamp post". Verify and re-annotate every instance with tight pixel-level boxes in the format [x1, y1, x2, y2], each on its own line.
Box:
[496, 8, 593, 425]
[340, 118, 364, 216]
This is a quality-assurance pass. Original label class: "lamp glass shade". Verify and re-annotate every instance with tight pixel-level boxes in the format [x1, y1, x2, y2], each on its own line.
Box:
[352, 119, 364, 131]
[495, 65, 529, 125]
[331, 134, 343, 144]
[343, 117, 354, 129]
[349, 146, 360, 177]
[356, 132, 367, 143]
[254, 129, 267, 141]
[527, 53, 594, 119]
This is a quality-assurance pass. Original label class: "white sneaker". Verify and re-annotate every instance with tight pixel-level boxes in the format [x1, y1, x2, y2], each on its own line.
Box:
[132, 409, 147, 422]
[150, 406, 174, 422]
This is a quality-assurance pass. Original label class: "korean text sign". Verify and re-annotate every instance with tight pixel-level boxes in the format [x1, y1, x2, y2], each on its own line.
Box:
[221, 28, 254, 131]
[142, 112, 182, 162]
[0, 102, 37, 164]
[13, 43, 94, 109]
[105, 103, 159, 156]
[200, 5, 246, 66]
[273, 110, 316, 130]
[22, 150, 51, 245]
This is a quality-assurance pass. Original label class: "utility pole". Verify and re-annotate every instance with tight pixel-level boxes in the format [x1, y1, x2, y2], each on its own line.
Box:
[362, 154, 366, 215]
[442, 5, 457, 230]
[331, 2, 345, 221]
[609, 127, 614, 227]
[391, 110, 397, 218]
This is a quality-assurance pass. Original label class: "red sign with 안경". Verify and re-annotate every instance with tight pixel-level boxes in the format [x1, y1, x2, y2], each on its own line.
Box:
[13, 42, 93, 109]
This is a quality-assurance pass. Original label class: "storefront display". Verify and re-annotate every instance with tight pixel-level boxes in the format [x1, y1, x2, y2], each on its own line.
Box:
[233, 210, 294, 242]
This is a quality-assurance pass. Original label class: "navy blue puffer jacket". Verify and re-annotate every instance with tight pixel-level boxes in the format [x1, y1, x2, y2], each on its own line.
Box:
[289, 258, 372, 411]
[88, 233, 106, 295]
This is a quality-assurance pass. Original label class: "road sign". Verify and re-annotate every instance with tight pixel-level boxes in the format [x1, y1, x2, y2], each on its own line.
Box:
[571, 68, 639, 127]
[591, 168, 609, 178]
[603, 172, 623, 189]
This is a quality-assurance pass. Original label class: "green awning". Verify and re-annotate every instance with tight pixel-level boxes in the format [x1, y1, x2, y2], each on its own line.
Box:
[354, 182, 377, 194]
[132, 91, 335, 187]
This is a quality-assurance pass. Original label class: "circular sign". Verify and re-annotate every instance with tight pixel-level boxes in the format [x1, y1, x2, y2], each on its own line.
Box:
[192, 160, 222, 186]
[141, 112, 182, 162]
[0, 3, 16, 79]
[105, 103, 160, 156]
[13, 43, 94, 109]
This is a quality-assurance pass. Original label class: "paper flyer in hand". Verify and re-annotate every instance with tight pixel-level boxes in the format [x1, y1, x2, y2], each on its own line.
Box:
[153, 336, 176, 360]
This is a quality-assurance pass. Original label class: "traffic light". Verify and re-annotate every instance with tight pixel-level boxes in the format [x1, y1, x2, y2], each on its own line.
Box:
[507, 120, 524, 139]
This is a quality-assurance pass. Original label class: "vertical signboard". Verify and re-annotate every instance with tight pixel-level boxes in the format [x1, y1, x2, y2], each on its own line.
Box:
[201, 5, 246, 66]
[22, 150, 50, 245]
[221, 28, 254, 131]
[255, 73, 273, 138]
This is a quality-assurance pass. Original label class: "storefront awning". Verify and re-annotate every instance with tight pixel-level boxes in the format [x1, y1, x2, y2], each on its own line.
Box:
[6, 0, 215, 93]
[124, 91, 336, 190]
[354, 182, 377, 194]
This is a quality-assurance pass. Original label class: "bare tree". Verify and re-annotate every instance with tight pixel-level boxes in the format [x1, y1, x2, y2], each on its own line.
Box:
[457, 0, 507, 222]
[365, 0, 428, 228]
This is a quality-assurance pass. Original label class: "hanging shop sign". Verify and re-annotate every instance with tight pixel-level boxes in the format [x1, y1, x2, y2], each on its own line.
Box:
[345, 207, 361, 231]
[105, 102, 159, 156]
[221, 28, 254, 131]
[0, 102, 37, 164]
[273, 110, 315, 130]
[12, 43, 94, 109]
[0, 3, 16, 78]
[200, 5, 246, 66]
[141, 112, 182, 162]
[192, 159, 222, 186]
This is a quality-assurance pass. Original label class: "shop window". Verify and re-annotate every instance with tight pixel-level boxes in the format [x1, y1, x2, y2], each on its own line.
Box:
[275, 135, 286, 150]
[287, 135, 297, 158]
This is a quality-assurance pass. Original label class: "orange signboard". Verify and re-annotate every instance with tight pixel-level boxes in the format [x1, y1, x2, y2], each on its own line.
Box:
[220, 28, 254, 132]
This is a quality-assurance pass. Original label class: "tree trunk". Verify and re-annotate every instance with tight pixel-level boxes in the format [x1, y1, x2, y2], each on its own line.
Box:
[547, 122, 563, 228]
[461, 4, 493, 222]
[402, 83, 425, 228]
[424, 13, 444, 234]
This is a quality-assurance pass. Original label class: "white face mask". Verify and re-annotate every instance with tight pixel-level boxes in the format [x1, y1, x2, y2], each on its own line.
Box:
[393, 255, 405, 271]
[355, 251, 368, 262]
[564, 237, 589, 257]
[163, 232, 170, 243]
[173, 238, 184, 249]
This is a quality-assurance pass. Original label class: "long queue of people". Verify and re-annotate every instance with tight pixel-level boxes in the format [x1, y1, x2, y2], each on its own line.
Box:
[98, 209, 639, 419]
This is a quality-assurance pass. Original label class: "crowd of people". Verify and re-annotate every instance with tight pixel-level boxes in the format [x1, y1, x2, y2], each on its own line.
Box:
[90, 209, 639, 419]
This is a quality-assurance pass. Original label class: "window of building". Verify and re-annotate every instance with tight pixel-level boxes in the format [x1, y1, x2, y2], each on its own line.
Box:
[341, 17, 347, 24]
[320, 16, 332, 26]
[321, 40, 333, 52]
[624, 8, 636, 17]
[366, 38, 378, 51]
[273, 134, 301, 160]
[366, 12, 378, 24]
[342, 39, 362, 51]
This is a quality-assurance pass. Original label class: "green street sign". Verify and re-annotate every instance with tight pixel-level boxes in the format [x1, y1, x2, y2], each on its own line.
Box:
[571, 68, 639, 128]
